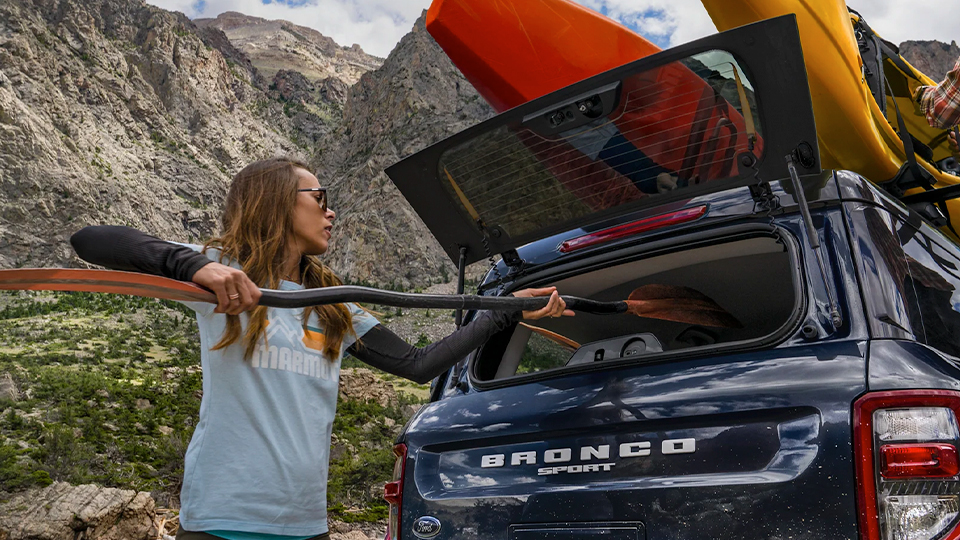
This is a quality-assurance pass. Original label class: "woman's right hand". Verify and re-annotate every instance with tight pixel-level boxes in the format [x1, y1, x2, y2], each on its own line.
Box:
[192, 262, 262, 315]
[513, 287, 574, 320]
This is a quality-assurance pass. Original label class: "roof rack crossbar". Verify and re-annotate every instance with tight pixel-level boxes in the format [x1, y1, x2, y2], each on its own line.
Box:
[901, 183, 960, 206]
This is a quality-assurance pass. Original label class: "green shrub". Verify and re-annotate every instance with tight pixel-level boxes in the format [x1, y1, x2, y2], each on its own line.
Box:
[35, 425, 96, 483]
[0, 443, 50, 491]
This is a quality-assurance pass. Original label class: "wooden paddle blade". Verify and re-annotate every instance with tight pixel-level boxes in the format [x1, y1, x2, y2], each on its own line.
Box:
[625, 284, 742, 328]
[520, 322, 581, 351]
[0, 269, 217, 304]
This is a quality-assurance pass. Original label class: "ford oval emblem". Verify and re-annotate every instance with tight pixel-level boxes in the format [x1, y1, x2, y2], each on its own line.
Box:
[412, 516, 441, 539]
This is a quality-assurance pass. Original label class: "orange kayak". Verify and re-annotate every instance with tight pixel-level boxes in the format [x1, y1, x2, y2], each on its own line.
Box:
[427, 0, 761, 198]
[426, 0, 662, 113]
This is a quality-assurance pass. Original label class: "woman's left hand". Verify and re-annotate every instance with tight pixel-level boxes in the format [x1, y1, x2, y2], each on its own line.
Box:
[513, 287, 575, 320]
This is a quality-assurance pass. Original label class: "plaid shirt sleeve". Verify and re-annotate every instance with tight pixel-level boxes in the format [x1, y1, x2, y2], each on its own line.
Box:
[913, 57, 960, 129]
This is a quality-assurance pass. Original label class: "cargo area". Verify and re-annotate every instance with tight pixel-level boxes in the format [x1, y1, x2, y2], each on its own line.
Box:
[474, 234, 801, 381]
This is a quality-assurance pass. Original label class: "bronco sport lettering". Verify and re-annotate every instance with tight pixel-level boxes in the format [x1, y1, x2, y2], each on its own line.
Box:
[481, 438, 697, 472]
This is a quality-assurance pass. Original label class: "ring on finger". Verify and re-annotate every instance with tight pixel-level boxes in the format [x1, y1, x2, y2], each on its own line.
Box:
[228, 293, 241, 300]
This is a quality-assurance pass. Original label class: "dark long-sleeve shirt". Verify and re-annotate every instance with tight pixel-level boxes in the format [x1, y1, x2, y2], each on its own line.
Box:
[70, 225, 518, 383]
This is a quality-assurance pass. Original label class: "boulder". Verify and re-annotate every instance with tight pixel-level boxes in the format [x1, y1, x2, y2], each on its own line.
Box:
[0, 482, 156, 540]
[339, 368, 398, 407]
[0, 373, 17, 402]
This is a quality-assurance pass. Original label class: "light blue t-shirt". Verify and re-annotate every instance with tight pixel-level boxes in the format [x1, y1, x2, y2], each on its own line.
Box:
[176, 246, 379, 537]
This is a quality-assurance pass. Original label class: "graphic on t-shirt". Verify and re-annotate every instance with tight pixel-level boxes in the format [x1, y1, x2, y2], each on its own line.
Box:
[265, 313, 301, 343]
[303, 326, 325, 351]
[249, 316, 337, 380]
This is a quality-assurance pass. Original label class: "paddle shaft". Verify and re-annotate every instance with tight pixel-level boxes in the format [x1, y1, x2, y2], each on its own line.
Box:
[0, 269, 628, 314]
[259, 286, 627, 314]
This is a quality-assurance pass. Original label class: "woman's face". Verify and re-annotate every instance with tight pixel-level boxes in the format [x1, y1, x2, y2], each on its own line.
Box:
[289, 168, 335, 255]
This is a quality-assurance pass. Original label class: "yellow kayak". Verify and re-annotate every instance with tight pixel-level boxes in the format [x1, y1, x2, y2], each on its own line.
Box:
[702, 0, 959, 237]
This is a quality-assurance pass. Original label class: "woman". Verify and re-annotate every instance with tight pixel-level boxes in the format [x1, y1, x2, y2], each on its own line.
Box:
[70, 158, 570, 540]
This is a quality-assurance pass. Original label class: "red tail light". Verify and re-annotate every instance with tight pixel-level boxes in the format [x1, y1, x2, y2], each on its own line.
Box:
[881, 444, 960, 479]
[384, 443, 407, 540]
[384, 480, 402, 505]
[558, 205, 707, 253]
[854, 391, 960, 540]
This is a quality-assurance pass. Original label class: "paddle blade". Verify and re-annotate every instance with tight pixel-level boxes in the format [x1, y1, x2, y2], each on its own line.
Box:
[520, 322, 581, 351]
[0, 269, 217, 304]
[625, 284, 742, 328]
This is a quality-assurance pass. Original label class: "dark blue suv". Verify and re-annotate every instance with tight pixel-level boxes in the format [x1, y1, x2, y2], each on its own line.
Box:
[383, 16, 960, 540]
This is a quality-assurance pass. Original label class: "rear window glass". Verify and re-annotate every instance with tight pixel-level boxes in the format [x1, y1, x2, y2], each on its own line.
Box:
[438, 49, 763, 239]
[474, 235, 797, 382]
[874, 210, 960, 358]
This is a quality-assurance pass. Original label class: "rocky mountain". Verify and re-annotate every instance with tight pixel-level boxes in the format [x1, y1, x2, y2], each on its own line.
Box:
[900, 40, 960, 82]
[195, 12, 382, 85]
[0, 0, 487, 289]
[312, 13, 494, 287]
[0, 0, 312, 269]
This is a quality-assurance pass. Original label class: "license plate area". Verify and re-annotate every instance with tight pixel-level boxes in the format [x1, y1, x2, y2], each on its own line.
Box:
[511, 523, 644, 540]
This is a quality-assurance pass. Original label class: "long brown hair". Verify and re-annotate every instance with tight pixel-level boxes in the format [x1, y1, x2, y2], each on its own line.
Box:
[205, 157, 352, 361]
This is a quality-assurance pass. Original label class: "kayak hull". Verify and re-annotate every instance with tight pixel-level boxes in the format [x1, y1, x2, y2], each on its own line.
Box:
[701, 0, 958, 231]
[426, 0, 662, 113]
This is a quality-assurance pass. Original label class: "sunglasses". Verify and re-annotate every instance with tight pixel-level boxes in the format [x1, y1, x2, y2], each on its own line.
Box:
[297, 188, 328, 212]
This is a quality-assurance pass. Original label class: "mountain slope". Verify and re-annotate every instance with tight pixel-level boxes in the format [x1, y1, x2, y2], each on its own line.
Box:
[0, 0, 312, 268]
[312, 12, 494, 288]
[899, 40, 960, 82]
[195, 12, 382, 85]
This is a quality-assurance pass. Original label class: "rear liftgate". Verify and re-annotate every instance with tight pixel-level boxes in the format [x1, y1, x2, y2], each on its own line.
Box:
[387, 13, 823, 325]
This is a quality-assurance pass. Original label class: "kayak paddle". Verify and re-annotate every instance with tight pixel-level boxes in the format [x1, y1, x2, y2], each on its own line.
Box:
[0, 269, 740, 328]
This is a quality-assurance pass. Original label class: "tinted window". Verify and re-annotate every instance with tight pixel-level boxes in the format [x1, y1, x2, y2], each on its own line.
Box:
[897, 221, 960, 358]
[437, 50, 763, 239]
[516, 333, 570, 375]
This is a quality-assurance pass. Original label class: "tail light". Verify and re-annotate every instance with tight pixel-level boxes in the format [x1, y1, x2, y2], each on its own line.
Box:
[384, 443, 407, 540]
[855, 391, 960, 540]
[558, 205, 707, 253]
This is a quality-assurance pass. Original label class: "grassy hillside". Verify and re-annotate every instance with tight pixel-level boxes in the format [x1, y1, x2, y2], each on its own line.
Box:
[0, 291, 429, 521]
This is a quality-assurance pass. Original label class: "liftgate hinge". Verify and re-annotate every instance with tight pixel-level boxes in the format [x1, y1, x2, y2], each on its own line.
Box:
[749, 181, 780, 214]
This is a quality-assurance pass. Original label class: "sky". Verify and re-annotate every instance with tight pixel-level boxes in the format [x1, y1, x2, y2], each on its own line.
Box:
[146, 0, 960, 60]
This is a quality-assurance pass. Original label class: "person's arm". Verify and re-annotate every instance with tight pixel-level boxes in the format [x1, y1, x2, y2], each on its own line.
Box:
[71, 226, 260, 314]
[70, 225, 212, 281]
[347, 310, 520, 384]
[914, 58, 960, 130]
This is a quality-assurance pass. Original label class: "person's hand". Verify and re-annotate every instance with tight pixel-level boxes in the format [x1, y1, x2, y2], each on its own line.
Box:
[513, 287, 575, 320]
[657, 172, 678, 193]
[950, 130, 959, 157]
[192, 262, 261, 315]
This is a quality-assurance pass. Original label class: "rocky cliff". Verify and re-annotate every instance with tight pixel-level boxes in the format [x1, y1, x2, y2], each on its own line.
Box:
[0, 0, 488, 289]
[312, 13, 494, 287]
[899, 40, 959, 82]
[195, 12, 382, 86]
[0, 0, 310, 269]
